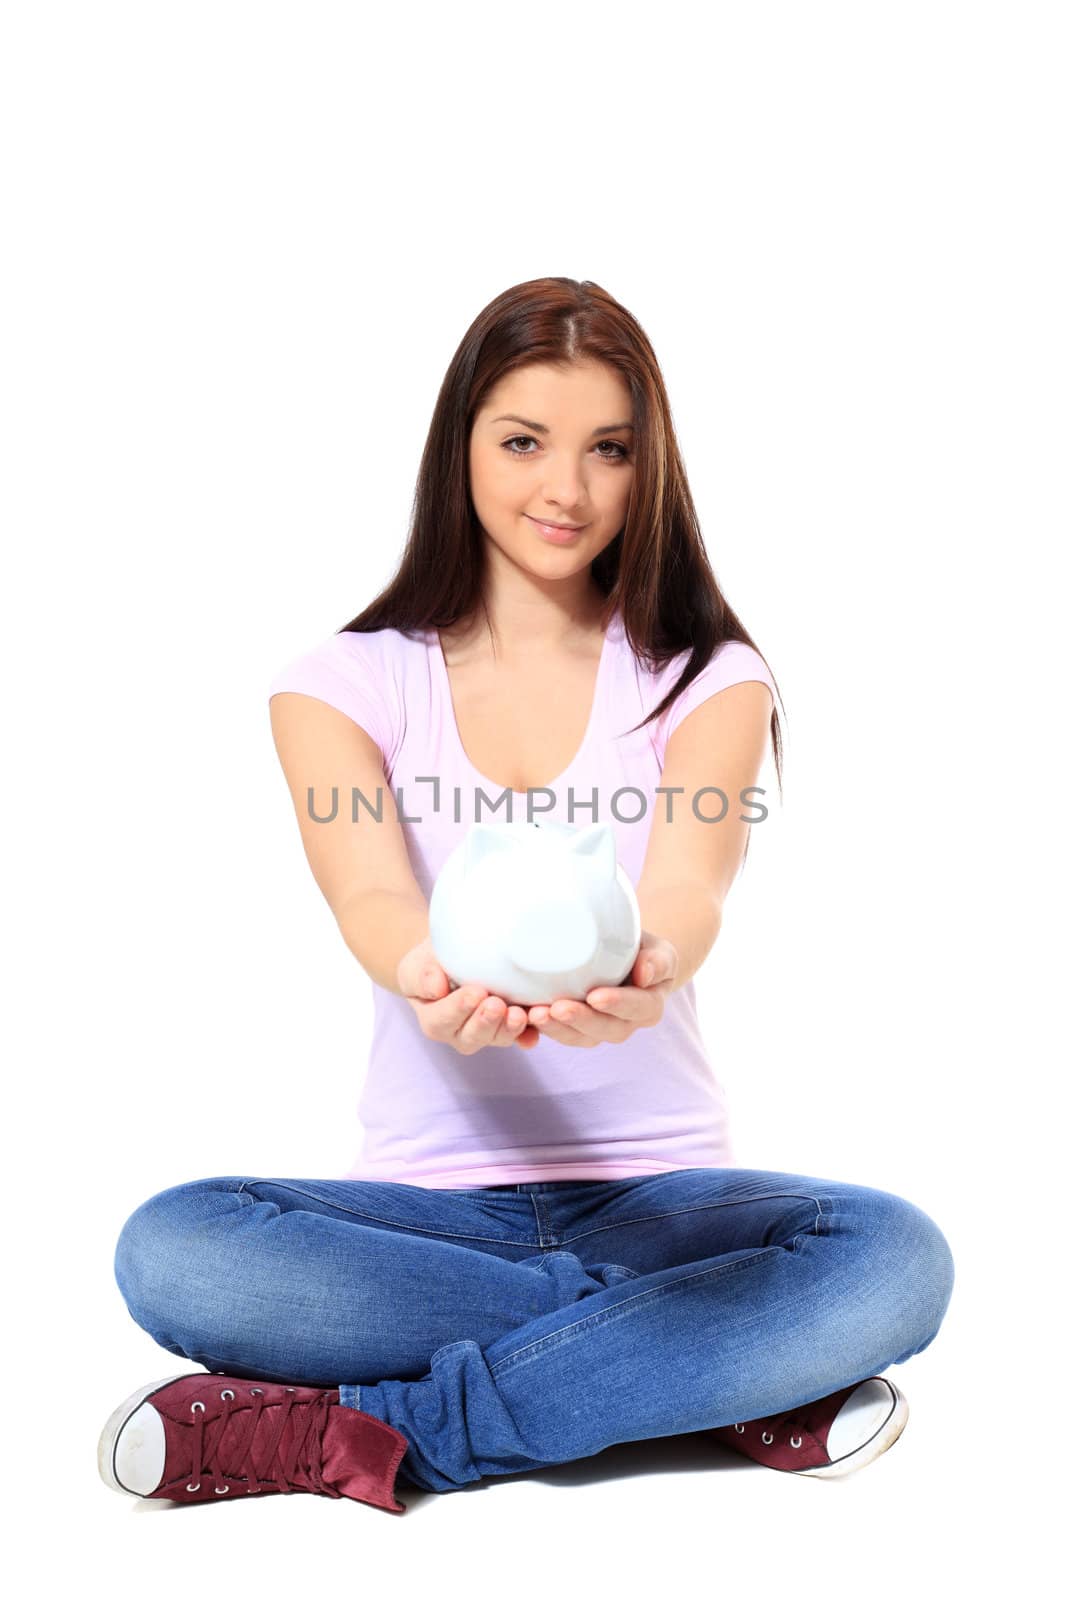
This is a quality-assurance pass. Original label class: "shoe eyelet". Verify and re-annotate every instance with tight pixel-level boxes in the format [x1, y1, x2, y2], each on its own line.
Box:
[219, 1389, 235, 1401]
[190, 1401, 205, 1413]
[762, 1431, 774, 1444]
[734, 1423, 745, 1432]
[186, 1482, 200, 1492]
[285, 1387, 295, 1392]
[249, 1388, 263, 1395]
[790, 1434, 803, 1448]
[215, 1485, 229, 1494]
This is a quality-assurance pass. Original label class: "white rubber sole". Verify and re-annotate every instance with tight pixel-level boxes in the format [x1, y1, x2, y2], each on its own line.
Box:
[798, 1379, 910, 1478]
[97, 1374, 191, 1497]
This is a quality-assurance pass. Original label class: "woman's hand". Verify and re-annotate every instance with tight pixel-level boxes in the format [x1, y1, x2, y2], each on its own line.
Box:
[526, 930, 678, 1049]
[397, 936, 540, 1054]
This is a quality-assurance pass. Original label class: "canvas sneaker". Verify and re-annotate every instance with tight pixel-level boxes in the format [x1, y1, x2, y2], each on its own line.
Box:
[98, 1371, 410, 1512]
[708, 1375, 909, 1478]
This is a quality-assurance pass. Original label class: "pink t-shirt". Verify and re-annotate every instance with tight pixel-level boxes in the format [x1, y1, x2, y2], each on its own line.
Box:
[268, 607, 779, 1188]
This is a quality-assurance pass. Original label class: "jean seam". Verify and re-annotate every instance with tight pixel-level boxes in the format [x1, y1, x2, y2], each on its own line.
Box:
[236, 1180, 834, 1255]
[557, 1191, 834, 1251]
[782, 1195, 832, 1252]
[236, 1179, 542, 1249]
[486, 1246, 778, 1379]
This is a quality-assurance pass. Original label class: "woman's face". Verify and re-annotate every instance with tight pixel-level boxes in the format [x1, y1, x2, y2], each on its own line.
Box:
[468, 360, 634, 585]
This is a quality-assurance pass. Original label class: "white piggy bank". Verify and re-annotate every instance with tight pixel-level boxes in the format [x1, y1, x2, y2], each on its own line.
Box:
[428, 818, 642, 1007]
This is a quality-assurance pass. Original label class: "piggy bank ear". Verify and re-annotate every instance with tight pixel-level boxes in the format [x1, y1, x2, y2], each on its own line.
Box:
[567, 823, 616, 878]
[463, 823, 522, 872]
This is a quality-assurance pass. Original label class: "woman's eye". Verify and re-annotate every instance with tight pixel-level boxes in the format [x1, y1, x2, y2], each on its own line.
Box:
[501, 436, 630, 462]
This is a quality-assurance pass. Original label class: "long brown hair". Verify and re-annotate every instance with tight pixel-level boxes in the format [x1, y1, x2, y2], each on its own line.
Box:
[339, 276, 786, 797]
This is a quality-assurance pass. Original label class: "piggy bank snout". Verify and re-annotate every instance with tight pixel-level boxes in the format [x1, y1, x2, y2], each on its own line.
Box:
[505, 901, 599, 975]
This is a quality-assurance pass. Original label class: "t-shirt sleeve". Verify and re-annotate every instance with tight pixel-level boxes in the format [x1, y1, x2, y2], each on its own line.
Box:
[653, 639, 779, 762]
[267, 630, 397, 770]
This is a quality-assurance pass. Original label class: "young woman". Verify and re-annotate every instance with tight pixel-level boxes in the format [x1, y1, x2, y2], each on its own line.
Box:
[99, 278, 955, 1514]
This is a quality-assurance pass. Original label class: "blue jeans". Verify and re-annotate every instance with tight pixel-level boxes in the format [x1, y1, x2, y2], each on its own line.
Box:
[112, 1167, 955, 1494]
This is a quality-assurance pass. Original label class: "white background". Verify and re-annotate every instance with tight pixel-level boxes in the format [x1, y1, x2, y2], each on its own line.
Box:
[3, 0, 1061, 1590]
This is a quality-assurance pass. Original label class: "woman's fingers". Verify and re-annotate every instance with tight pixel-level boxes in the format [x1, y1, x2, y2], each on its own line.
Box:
[527, 963, 673, 1044]
[528, 999, 633, 1045]
[453, 989, 529, 1050]
[599, 978, 672, 1017]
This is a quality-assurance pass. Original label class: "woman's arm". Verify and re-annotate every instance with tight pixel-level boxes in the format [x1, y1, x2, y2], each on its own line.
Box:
[633, 882, 722, 996]
[269, 692, 432, 996]
[335, 887, 433, 996]
[525, 679, 774, 1046]
[270, 693, 539, 1052]
[636, 679, 774, 991]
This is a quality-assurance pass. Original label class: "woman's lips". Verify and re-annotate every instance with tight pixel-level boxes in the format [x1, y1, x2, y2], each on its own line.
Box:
[526, 515, 587, 544]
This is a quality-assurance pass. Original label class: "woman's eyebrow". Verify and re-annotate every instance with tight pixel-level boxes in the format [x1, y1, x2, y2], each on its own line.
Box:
[490, 413, 635, 436]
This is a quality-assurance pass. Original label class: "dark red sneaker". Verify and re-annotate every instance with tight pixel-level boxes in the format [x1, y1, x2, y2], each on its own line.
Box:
[707, 1376, 910, 1478]
[97, 1372, 410, 1513]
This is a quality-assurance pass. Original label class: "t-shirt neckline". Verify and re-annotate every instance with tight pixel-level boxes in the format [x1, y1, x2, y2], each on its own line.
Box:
[431, 607, 620, 795]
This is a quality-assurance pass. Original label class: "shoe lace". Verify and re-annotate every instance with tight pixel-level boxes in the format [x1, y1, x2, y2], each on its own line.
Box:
[186, 1385, 341, 1497]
